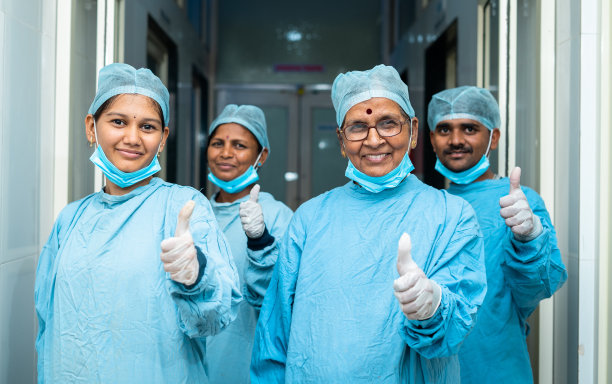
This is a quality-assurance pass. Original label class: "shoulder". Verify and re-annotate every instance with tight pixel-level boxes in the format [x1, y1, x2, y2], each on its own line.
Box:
[156, 181, 215, 219]
[55, 193, 97, 230]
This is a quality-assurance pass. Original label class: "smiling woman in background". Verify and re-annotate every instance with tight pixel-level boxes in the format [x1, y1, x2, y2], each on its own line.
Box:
[205, 104, 293, 383]
[35, 63, 241, 384]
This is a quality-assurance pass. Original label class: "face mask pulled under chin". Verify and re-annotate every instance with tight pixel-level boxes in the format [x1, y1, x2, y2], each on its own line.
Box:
[89, 121, 162, 189]
[343, 125, 415, 193]
[434, 129, 493, 184]
[208, 150, 264, 194]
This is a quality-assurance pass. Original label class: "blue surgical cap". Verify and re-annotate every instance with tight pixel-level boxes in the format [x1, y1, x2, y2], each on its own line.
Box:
[209, 104, 270, 154]
[331, 64, 415, 127]
[88, 63, 170, 126]
[427, 86, 500, 131]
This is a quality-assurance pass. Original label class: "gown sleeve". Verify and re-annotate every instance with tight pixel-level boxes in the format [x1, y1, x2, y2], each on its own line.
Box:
[500, 188, 567, 318]
[250, 210, 302, 383]
[244, 204, 293, 309]
[165, 194, 243, 338]
[400, 196, 487, 359]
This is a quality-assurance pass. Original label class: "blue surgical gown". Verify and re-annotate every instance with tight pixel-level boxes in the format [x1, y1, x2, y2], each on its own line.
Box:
[447, 178, 567, 383]
[251, 175, 487, 383]
[35, 177, 242, 384]
[206, 191, 293, 383]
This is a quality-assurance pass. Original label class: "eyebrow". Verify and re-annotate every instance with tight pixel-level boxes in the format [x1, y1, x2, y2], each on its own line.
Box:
[105, 112, 162, 125]
[345, 113, 402, 125]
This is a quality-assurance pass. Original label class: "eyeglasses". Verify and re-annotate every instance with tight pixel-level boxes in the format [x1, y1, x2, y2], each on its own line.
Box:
[340, 119, 410, 141]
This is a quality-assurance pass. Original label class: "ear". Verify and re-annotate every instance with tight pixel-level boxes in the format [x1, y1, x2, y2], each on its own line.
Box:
[409, 118, 419, 149]
[257, 147, 270, 167]
[336, 128, 346, 157]
[85, 114, 96, 145]
[158, 127, 170, 153]
[489, 128, 501, 150]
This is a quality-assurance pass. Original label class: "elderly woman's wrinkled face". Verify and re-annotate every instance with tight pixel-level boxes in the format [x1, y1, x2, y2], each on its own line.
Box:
[337, 98, 418, 177]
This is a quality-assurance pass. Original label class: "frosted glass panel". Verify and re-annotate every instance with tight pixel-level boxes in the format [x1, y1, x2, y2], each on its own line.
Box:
[257, 106, 289, 202]
[2, 16, 40, 261]
[310, 107, 346, 196]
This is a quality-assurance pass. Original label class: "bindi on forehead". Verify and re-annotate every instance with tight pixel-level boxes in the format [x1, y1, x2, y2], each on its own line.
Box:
[366, 108, 372, 114]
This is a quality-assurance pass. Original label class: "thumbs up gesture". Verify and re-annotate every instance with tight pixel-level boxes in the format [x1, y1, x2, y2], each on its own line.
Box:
[499, 167, 543, 242]
[393, 233, 442, 320]
[160, 200, 199, 285]
[239, 184, 266, 239]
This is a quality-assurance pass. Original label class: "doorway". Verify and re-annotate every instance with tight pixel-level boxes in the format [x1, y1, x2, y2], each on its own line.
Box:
[215, 84, 345, 210]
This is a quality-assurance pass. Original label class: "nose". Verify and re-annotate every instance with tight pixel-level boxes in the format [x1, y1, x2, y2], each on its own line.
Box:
[363, 127, 385, 147]
[123, 124, 141, 146]
[449, 129, 464, 146]
[220, 143, 233, 158]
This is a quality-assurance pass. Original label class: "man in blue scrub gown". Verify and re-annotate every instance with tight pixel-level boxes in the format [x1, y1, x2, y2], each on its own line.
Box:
[251, 65, 488, 383]
[428, 86, 567, 383]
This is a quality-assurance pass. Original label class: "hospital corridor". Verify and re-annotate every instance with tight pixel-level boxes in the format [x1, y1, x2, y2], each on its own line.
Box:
[0, 0, 611, 383]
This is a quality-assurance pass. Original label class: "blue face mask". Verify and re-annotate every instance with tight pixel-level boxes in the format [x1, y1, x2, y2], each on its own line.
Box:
[89, 122, 162, 188]
[344, 127, 415, 193]
[208, 151, 264, 194]
[434, 129, 493, 184]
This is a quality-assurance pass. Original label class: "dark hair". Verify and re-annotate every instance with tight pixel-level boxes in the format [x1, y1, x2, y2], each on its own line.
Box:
[93, 94, 165, 125]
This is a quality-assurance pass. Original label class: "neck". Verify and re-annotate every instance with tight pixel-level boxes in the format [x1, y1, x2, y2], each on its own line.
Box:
[215, 184, 254, 203]
[473, 169, 495, 183]
[105, 176, 153, 196]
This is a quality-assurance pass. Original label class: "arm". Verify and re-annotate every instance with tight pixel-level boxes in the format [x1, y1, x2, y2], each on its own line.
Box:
[399, 199, 487, 359]
[250, 213, 302, 383]
[164, 198, 242, 338]
[244, 204, 293, 309]
[501, 189, 567, 317]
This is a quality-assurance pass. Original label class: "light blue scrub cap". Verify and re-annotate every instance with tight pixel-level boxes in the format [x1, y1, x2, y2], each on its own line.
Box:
[331, 64, 415, 127]
[88, 63, 170, 126]
[209, 104, 270, 153]
[427, 86, 500, 131]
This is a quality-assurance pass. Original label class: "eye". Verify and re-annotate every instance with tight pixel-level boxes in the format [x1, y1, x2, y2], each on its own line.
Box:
[234, 143, 247, 149]
[141, 124, 157, 132]
[346, 123, 368, 133]
[437, 126, 450, 134]
[378, 119, 400, 129]
[210, 141, 223, 147]
[464, 125, 476, 133]
[111, 119, 125, 126]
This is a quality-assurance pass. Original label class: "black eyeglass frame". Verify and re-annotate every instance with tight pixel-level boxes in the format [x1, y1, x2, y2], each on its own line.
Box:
[339, 119, 412, 142]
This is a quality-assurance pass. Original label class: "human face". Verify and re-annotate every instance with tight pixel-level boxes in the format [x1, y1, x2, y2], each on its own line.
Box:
[207, 123, 267, 182]
[337, 98, 418, 177]
[85, 94, 169, 173]
[429, 118, 500, 172]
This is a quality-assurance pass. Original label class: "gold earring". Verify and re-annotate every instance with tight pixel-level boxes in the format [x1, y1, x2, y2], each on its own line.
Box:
[89, 137, 93, 147]
[341, 148, 346, 158]
[157, 152, 161, 157]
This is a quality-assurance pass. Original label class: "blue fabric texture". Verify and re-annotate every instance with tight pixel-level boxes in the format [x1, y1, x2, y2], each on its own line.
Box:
[434, 154, 490, 185]
[209, 104, 270, 154]
[331, 64, 415, 127]
[88, 63, 170, 126]
[447, 178, 567, 384]
[206, 191, 293, 384]
[251, 175, 487, 383]
[207, 165, 260, 194]
[427, 86, 500, 131]
[35, 178, 242, 384]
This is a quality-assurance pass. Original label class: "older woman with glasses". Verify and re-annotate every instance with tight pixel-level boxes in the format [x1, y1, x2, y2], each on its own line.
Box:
[250, 65, 488, 383]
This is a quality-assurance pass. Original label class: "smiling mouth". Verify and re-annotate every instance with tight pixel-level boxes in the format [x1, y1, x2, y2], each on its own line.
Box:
[117, 149, 143, 158]
[363, 153, 389, 162]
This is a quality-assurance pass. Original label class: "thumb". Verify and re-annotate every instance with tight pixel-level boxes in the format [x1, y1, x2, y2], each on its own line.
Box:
[397, 233, 413, 275]
[175, 200, 195, 236]
[509, 167, 522, 192]
[249, 184, 260, 202]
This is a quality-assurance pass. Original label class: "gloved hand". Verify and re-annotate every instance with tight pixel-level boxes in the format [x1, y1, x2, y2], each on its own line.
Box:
[499, 167, 543, 242]
[393, 233, 442, 320]
[160, 200, 199, 285]
[240, 184, 265, 239]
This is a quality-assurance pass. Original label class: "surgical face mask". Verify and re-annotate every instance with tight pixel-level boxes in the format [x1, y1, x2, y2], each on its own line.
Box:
[89, 121, 162, 188]
[434, 129, 493, 184]
[344, 124, 415, 193]
[208, 150, 264, 194]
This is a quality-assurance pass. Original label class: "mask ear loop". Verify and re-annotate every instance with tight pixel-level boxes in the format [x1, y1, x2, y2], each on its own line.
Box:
[93, 121, 100, 149]
[484, 129, 494, 157]
[406, 118, 414, 156]
[252, 149, 265, 170]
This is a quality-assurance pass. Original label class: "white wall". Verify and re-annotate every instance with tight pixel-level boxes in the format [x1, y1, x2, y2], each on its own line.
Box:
[0, 0, 57, 382]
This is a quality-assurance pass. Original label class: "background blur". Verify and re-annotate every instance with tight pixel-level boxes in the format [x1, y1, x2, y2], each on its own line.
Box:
[0, 0, 610, 382]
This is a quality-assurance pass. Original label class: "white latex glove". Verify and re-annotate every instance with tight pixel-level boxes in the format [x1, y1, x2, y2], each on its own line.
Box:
[239, 184, 265, 239]
[393, 233, 442, 320]
[499, 167, 543, 242]
[160, 200, 199, 285]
